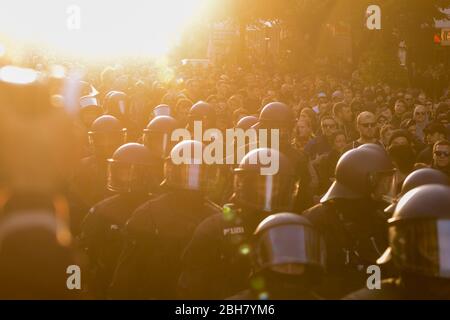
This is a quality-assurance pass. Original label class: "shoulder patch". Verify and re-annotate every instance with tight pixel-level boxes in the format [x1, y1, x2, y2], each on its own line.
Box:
[223, 226, 245, 236]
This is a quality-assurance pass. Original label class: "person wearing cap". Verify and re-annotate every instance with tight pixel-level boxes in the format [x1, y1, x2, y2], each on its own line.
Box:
[345, 185, 450, 299]
[332, 90, 344, 103]
[416, 122, 448, 165]
[312, 92, 329, 115]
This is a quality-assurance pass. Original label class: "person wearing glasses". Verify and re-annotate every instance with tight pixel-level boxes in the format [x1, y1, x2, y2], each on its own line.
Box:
[432, 140, 450, 178]
[416, 123, 448, 165]
[413, 104, 429, 142]
[347, 111, 380, 150]
[304, 116, 338, 161]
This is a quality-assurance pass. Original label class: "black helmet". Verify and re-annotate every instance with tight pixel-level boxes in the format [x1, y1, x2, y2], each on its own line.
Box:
[103, 91, 128, 118]
[253, 102, 295, 130]
[384, 168, 450, 215]
[188, 101, 216, 129]
[88, 115, 127, 159]
[79, 96, 102, 127]
[378, 185, 450, 279]
[143, 116, 178, 159]
[164, 140, 208, 191]
[234, 148, 299, 214]
[236, 116, 258, 130]
[153, 104, 171, 117]
[252, 213, 326, 277]
[321, 145, 396, 203]
[79, 95, 100, 111]
[253, 102, 295, 148]
[107, 143, 162, 193]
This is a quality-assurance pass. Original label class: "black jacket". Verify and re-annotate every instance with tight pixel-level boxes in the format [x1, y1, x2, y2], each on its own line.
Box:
[108, 191, 222, 299]
[303, 201, 390, 299]
[177, 205, 270, 300]
[78, 193, 150, 298]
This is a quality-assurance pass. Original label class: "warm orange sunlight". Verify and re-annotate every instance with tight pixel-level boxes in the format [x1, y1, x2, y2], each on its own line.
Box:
[0, 0, 207, 60]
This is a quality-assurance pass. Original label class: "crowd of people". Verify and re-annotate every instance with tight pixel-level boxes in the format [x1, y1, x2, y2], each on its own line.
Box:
[0, 55, 449, 300]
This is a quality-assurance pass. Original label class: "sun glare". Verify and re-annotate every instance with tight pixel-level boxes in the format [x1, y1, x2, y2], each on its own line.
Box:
[0, 0, 206, 60]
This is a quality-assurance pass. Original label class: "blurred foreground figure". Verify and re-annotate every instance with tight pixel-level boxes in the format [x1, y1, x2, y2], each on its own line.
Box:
[0, 210, 81, 299]
[177, 148, 300, 299]
[79, 143, 161, 298]
[0, 66, 84, 298]
[109, 140, 222, 299]
[303, 144, 396, 298]
[346, 185, 450, 299]
[229, 213, 326, 300]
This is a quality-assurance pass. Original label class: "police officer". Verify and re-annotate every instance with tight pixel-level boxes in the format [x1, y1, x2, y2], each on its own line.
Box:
[303, 144, 397, 298]
[228, 213, 326, 300]
[345, 184, 450, 299]
[76, 95, 104, 157]
[187, 101, 216, 132]
[103, 91, 139, 140]
[236, 115, 258, 130]
[79, 143, 162, 298]
[177, 147, 300, 299]
[142, 115, 179, 160]
[211, 115, 260, 205]
[153, 104, 171, 118]
[253, 102, 315, 211]
[69, 115, 127, 232]
[109, 140, 222, 299]
[384, 168, 450, 217]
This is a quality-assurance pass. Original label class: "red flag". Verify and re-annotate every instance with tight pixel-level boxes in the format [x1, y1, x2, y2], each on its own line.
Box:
[434, 34, 441, 44]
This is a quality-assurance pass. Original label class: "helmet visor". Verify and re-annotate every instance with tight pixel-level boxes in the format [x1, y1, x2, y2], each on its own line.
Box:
[371, 170, 399, 203]
[143, 132, 172, 159]
[88, 130, 127, 154]
[255, 225, 326, 275]
[390, 219, 450, 279]
[164, 162, 208, 191]
[235, 172, 299, 213]
[107, 161, 159, 193]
